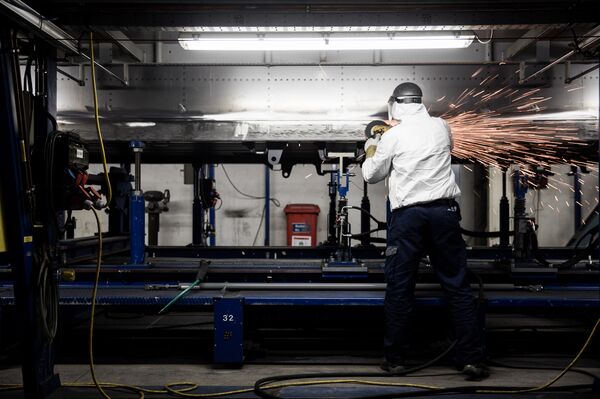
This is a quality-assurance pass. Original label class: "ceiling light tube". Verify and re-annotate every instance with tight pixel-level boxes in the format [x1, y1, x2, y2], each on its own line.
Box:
[178, 32, 474, 51]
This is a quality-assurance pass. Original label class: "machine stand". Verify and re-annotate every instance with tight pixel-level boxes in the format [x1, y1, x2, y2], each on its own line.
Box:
[129, 141, 145, 264]
[213, 296, 244, 365]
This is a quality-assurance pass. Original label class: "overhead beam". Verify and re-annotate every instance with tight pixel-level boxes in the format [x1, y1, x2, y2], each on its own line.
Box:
[104, 30, 144, 62]
[35, 1, 599, 28]
[0, 0, 128, 86]
[520, 24, 600, 84]
[0, 0, 78, 54]
[505, 25, 557, 60]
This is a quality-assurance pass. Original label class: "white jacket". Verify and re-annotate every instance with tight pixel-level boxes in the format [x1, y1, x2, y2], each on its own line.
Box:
[362, 103, 460, 209]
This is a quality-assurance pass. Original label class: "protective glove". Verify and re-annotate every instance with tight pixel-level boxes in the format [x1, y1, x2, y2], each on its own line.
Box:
[364, 134, 381, 159]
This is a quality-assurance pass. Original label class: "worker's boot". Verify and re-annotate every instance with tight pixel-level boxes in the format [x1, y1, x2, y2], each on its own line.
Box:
[462, 363, 490, 380]
[380, 360, 406, 374]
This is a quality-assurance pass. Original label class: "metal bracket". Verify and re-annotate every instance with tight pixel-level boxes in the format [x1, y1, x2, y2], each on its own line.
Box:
[267, 148, 283, 170]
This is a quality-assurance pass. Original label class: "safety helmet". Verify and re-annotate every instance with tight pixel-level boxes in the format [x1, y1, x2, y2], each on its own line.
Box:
[388, 82, 423, 104]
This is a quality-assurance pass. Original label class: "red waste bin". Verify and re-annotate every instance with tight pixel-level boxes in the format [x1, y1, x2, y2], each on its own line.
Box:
[284, 204, 320, 247]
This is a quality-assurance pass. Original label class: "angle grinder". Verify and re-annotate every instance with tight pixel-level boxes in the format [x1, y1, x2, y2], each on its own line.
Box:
[364, 120, 392, 139]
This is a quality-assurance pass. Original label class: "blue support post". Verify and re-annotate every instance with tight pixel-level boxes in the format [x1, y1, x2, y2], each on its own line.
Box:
[264, 165, 270, 246]
[213, 296, 244, 364]
[129, 194, 145, 264]
[208, 164, 216, 246]
[129, 141, 145, 264]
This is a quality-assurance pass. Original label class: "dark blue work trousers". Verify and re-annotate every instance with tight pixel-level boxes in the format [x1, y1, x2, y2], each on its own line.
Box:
[383, 199, 484, 366]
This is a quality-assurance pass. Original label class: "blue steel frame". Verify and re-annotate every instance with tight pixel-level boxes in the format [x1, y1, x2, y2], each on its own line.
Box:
[2, 284, 599, 366]
[129, 141, 146, 264]
[264, 165, 270, 246]
[2, 285, 596, 308]
[0, 29, 60, 398]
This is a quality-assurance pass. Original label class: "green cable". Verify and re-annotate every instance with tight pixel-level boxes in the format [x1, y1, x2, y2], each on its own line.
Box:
[158, 279, 201, 315]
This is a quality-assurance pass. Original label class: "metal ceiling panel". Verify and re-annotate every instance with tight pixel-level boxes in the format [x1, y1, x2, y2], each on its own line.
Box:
[57, 62, 598, 143]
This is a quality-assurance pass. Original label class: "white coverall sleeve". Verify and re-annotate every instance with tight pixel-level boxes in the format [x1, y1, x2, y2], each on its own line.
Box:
[443, 119, 453, 150]
[362, 133, 395, 184]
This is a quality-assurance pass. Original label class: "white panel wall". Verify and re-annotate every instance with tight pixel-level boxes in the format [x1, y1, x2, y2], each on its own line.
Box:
[74, 161, 494, 247]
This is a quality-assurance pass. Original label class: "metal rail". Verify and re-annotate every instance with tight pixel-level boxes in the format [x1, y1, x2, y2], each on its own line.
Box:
[145, 282, 528, 291]
[0, 0, 128, 86]
[565, 63, 600, 84]
[520, 25, 600, 84]
[57, 67, 84, 86]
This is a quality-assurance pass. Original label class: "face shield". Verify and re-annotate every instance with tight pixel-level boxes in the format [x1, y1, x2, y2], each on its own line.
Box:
[387, 97, 394, 120]
[387, 96, 423, 120]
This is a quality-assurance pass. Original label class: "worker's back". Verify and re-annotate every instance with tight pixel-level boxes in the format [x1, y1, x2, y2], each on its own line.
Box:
[385, 103, 460, 209]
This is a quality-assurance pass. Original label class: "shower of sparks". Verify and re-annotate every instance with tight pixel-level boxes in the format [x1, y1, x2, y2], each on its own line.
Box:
[442, 68, 596, 173]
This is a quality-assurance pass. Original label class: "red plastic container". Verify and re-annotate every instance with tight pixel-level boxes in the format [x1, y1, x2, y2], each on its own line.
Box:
[284, 204, 320, 247]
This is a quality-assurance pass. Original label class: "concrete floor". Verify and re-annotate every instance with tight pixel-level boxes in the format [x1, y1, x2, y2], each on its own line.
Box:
[1, 360, 599, 398]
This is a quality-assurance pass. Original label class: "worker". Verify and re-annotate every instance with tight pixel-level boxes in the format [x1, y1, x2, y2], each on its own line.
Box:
[362, 82, 488, 379]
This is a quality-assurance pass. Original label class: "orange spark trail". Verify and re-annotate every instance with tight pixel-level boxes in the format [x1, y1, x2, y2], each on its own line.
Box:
[441, 68, 595, 169]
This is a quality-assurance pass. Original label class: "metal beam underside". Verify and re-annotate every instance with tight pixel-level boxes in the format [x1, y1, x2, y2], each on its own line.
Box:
[505, 26, 558, 60]
[54, 62, 599, 165]
[104, 30, 145, 62]
[37, 1, 600, 28]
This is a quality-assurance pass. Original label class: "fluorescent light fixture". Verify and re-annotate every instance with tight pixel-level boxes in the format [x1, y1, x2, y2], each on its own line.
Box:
[179, 32, 474, 51]
[114, 122, 157, 128]
[182, 26, 463, 33]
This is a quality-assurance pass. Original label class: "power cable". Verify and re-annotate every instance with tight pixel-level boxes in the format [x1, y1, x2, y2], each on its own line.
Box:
[254, 342, 458, 399]
[35, 246, 58, 341]
[489, 359, 600, 381]
[88, 31, 112, 207]
[89, 207, 113, 399]
[253, 318, 600, 398]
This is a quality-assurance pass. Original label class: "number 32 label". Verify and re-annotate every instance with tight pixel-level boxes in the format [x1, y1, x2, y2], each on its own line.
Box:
[222, 314, 234, 322]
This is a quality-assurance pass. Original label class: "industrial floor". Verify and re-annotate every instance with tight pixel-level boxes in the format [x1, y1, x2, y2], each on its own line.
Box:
[1, 358, 599, 398]
[1, 312, 598, 397]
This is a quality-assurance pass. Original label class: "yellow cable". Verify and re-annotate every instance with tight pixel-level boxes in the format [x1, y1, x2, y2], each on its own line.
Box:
[88, 32, 113, 207]
[162, 380, 439, 398]
[476, 316, 600, 394]
[265, 380, 439, 390]
[89, 207, 113, 399]
[165, 383, 253, 397]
